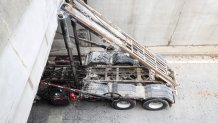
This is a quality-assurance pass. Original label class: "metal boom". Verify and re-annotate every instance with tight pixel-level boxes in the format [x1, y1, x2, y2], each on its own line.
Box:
[61, 0, 177, 87]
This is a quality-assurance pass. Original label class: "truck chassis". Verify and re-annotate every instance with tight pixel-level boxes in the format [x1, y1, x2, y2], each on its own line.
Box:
[37, 0, 177, 111]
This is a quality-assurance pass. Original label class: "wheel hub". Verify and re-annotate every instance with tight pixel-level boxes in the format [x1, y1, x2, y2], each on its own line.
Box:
[148, 102, 163, 109]
[116, 101, 131, 108]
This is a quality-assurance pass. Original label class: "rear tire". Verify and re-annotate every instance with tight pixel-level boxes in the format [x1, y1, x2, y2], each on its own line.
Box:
[47, 87, 70, 105]
[142, 98, 169, 111]
[111, 98, 136, 110]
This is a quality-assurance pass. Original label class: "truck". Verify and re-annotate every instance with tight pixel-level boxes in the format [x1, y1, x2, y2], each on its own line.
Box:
[37, 0, 177, 111]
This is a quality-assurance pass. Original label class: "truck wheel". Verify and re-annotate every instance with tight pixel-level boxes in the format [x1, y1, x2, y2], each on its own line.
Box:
[47, 87, 70, 105]
[111, 98, 136, 110]
[142, 98, 168, 111]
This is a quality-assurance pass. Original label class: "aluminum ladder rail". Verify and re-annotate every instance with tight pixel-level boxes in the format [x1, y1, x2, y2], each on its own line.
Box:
[61, 0, 177, 87]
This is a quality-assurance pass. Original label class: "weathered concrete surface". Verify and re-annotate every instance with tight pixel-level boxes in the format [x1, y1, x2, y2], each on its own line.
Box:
[0, 0, 30, 53]
[0, 0, 63, 122]
[88, 0, 218, 47]
[27, 56, 218, 123]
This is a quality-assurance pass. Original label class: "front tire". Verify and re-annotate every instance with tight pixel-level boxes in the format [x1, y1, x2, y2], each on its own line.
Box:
[142, 98, 169, 111]
[111, 98, 136, 110]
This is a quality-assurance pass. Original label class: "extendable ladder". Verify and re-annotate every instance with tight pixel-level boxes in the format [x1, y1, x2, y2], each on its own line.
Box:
[61, 0, 177, 87]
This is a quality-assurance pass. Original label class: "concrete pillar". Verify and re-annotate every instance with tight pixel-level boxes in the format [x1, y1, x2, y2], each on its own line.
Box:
[0, 0, 63, 122]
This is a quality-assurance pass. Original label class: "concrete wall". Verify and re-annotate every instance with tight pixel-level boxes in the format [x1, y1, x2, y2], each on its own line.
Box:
[88, 0, 218, 54]
[0, 0, 62, 122]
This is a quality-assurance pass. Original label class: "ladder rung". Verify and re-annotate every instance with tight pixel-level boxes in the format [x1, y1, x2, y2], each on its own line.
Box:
[65, 1, 177, 86]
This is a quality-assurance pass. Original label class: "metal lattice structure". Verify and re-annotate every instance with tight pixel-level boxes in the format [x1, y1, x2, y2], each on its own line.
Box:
[61, 0, 177, 87]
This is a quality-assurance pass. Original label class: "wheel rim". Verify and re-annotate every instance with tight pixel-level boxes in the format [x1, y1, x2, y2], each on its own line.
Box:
[148, 102, 163, 109]
[117, 101, 131, 108]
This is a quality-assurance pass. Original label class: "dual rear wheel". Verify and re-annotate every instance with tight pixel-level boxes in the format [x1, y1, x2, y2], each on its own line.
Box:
[111, 98, 136, 110]
[142, 98, 169, 111]
[110, 98, 169, 111]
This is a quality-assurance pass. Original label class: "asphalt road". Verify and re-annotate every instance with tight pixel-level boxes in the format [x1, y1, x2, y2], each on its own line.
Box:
[28, 56, 218, 123]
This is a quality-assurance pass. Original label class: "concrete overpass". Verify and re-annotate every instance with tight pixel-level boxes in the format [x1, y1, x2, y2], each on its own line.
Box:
[0, 0, 63, 122]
